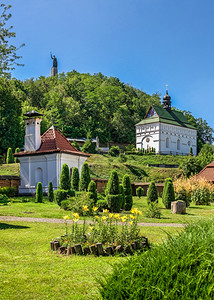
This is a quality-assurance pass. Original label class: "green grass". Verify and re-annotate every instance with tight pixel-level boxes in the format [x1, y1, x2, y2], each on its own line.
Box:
[0, 221, 182, 299]
[0, 163, 19, 176]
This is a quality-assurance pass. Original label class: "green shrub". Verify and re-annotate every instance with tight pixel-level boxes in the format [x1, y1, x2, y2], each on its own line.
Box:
[82, 139, 96, 154]
[99, 218, 214, 299]
[61, 199, 73, 211]
[162, 178, 172, 202]
[67, 189, 75, 197]
[0, 186, 15, 197]
[36, 182, 43, 203]
[14, 147, 20, 163]
[6, 147, 14, 164]
[136, 186, 143, 198]
[122, 174, 133, 211]
[106, 170, 122, 212]
[97, 199, 109, 211]
[175, 189, 191, 207]
[191, 188, 212, 205]
[118, 153, 127, 163]
[106, 195, 122, 213]
[71, 167, 79, 191]
[163, 181, 175, 209]
[65, 192, 94, 215]
[0, 194, 10, 205]
[59, 163, 71, 190]
[88, 180, 97, 203]
[54, 189, 68, 206]
[147, 181, 158, 203]
[48, 182, 54, 202]
[145, 202, 161, 219]
[71, 140, 80, 151]
[108, 146, 120, 157]
[79, 163, 91, 191]
[119, 184, 125, 209]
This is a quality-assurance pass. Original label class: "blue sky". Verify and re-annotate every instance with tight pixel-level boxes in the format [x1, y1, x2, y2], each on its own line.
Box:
[5, 0, 214, 130]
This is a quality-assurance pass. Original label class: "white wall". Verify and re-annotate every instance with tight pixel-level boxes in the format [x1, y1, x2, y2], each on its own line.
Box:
[136, 122, 160, 152]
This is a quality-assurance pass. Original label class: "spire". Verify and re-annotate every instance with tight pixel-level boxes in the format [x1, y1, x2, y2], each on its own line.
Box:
[163, 84, 171, 110]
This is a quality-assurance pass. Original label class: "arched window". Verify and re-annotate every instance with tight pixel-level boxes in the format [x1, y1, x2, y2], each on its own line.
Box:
[35, 167, 43, 184]
[177, 139, 180, 150]
[166, 137, 169, 148]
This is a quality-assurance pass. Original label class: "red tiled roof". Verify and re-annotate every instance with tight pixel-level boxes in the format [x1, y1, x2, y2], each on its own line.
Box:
[195, 161, 214, 182]
[14, 126, 90, 157]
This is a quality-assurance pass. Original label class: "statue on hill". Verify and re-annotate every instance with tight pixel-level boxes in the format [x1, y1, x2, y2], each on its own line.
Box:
[50, 52, 58, 76]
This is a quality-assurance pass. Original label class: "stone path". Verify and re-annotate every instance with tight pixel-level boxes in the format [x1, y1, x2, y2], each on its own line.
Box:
[0, 215, 185, 227]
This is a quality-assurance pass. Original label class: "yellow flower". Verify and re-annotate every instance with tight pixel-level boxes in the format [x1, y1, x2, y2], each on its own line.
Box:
[129, 221, 133, 226]
[101, 216, 107, 221]
[89, 226, 93, 231]
[108, 213, 114, 219]
[103, 209, 109, 214]
[83, 205, 89, 212]
[92, 206, 98, 212]
[73, 218, 79, 223]
[73, 212, 80, 219]
[63, 215, 70, 220]
[130, 214, 135, 220]
[95, 215, 100, 219]
[130, 208, 142, 215]
[121, 216, 127, 223]
[113, 214, 120, 219]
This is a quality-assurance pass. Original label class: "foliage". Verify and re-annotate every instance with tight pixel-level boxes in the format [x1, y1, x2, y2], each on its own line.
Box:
[106, 195, 122, 213]
[106, 170, 122, 212]
[88, 180, 97, 203]
[71, 140, 80, 151]
[99, 218, 214, 299]
[6, 147, 14, 164]
[162, 178, 172, 204]
[0, 4, 24, 78]
[179, 156, 202, 178]
[54, 189, 68, 206]
[97, 199, 109, 211]
[147, 181, 158, 203]
[108, 146, 120, 157]
[61, 192, 94, 215]
[145, 202, 162, 219]
[79, 163, 91, 191]
[136, 187, 143, 198]
[122, 174, 133, 211]
[59, 163, 71, 190]
[189, 146, 193, 156]
[191, 188, 212, 205]
[0, 193, 10, 205]
[82, 139, 96, 154]
[48, 182, 54, 202]
[162, 181, 175, 209]
[14, 147, 20, 163]
[0, 186, 15, 197]
[118, 153, 127, 163]
[119, 184, 125, 209]
[71, 167, 79, 191]
[36, 182, 43, 203]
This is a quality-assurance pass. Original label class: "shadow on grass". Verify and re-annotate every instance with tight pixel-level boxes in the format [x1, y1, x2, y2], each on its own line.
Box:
[125, 164, 148, 180]
[0, 223, 30, 230]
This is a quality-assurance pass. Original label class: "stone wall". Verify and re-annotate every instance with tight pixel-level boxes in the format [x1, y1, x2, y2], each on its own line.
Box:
[0, 176, 20, 195]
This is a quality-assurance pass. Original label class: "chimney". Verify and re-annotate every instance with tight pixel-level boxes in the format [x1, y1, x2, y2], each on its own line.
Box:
[24, 110, 43, 152]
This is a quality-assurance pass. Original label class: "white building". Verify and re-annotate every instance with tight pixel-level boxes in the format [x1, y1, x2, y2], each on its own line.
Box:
[14, 111, 90, 195]
[136, 90, 197, 156]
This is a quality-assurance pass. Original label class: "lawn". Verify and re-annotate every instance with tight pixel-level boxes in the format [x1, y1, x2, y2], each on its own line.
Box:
[0, 163, 20, 176]
[0, 221, 182, 300]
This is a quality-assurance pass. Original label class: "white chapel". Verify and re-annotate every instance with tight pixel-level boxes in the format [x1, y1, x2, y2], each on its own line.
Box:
[135, 89, 197, 156]
[14, 111, 90, 195]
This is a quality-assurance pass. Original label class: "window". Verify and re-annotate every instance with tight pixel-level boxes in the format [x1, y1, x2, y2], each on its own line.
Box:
[177, 139, 180, 150]
[166, 137, 169, 148]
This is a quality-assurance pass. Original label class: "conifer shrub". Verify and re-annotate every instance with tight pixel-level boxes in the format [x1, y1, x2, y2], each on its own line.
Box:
[36, 182, 43, 203]
[6, 147, 14, 164]
[14, 147, 20, 163]
[59, 163, 71, 190]
[136, 186, 143, 198]
[145, 202, 161, 219]
[97, 199, 109, 211]
[119, 184, 125, 209]
[99, 218, 214, 299]
[163, 181, 175, 209]
[147, 181, 158, 203]
[189, 146, 193, 156]
[71, 167, 79, 191]
[48, 182, 54, 202]
[54, 189, 68, 206]
[88, 180, 97, 203]
[79, 163, 91, 191]
[122, 174, 133, 211]
[162, 178, 172, 204]
[106, 170, 122, 212]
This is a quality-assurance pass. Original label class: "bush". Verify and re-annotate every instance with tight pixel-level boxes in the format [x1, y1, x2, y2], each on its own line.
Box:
[79, 163, 91, 191]
[99, 218, 214, 299]
[175, 189, 191, 207]
[97, 199, 109, 211]
[145, 202, 161, 219]
[118, 153, 127, 163]
[88, 180, 97, 203]
[0, 186, 15, 197]
[59, 163, 71, 190]
[147, 181, 158, 203]
[191, 188, 212, 205]
[14, 147, 20, 163]
[0, 194, 10, 205]
[106, 195, 122, 213]
[122, 174, 133, 211]
[61, 199, 73, 211]
[136, 186, 143, 198]
[64, 192, 94, 215]
[162, 178, 172, 203]
[82, 139, 96, 154]
[36, 182, 43, 203]
[108, 146, 120, 157]
[119, 184, 125, 209]
[162, 181, 175, 209]
[6, 147, 14, 164]
[71, 167, 79, 191]
[106, 170, 122, 212]
[54, 189, 68, 206]
[67, 189, 75, 197]
[48, 182, 54, 202]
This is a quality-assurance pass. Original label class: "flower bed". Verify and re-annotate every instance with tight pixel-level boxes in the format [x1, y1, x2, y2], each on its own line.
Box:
[50, 207, 149, 256]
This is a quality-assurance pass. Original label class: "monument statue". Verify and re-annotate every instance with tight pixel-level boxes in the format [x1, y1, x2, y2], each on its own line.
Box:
[51, 53, 57, 68]
[50, 52, 58, 76]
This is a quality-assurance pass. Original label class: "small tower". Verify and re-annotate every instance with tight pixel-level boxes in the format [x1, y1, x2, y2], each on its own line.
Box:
[163, 85, 171, 110]
[24, 110, 43, 152]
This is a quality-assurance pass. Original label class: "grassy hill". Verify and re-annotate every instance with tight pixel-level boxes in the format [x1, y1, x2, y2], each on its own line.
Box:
[0, 154, 187, 182]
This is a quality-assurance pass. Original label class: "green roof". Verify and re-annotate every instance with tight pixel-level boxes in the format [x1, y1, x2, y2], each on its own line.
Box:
[136, 105, 196, 129]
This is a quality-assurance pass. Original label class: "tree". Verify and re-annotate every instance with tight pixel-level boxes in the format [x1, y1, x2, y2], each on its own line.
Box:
[122, 174, 133, 211]
[71, 140, 80, 151]
[0, 4, 24, 78]
[48, 182, 54, 202]
[88, 180, 97, 203]
[6, 147, 14, 163]
[82, 139, 96, 154]
[147, 181, 158, 203]
[59, 163, 71, 190]
[106, 170, 122, 212]
[162, 178, 173, 204]
[36, 182, 43, 203]
[180, 157, 202, 178]
[162, 181, 175, 209]
[79, 163, 91, 191]
[71, 167, 79, 191]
